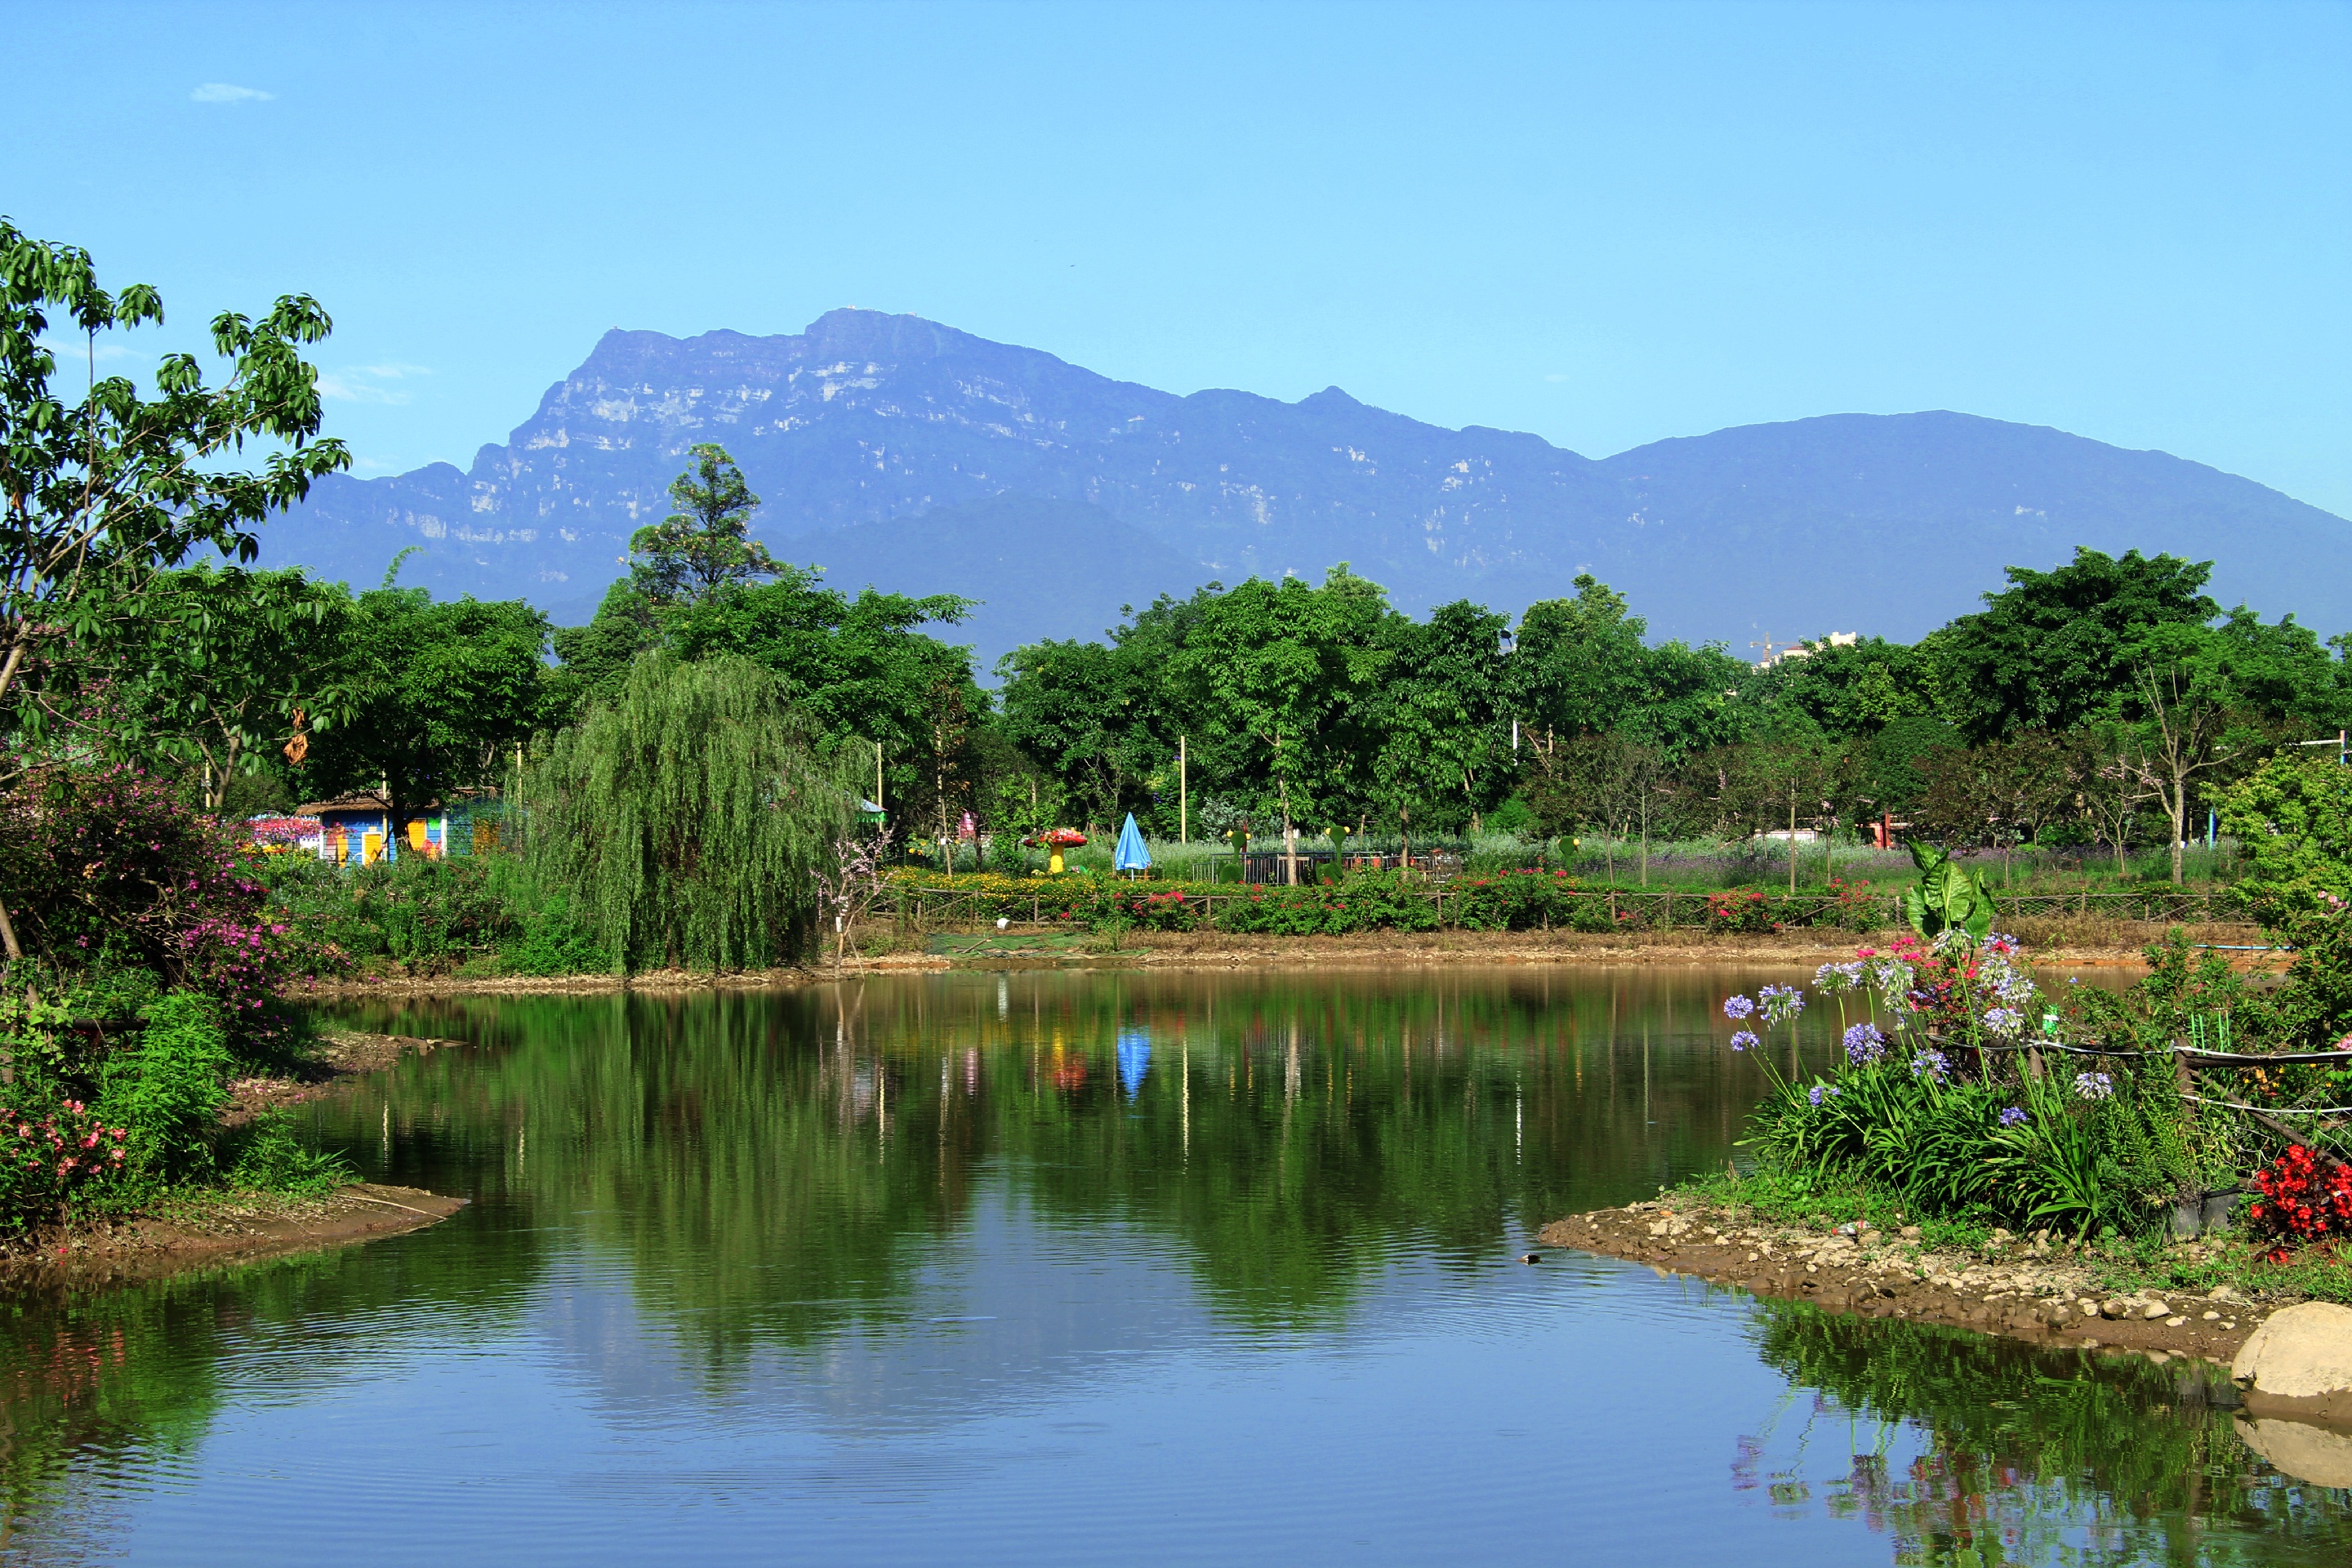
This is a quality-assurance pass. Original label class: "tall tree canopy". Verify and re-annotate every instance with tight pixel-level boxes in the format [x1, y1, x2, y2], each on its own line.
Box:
[1933, 547, 2221, 741]
[628, 443, 782, 606]
[304, 577, 552, 825]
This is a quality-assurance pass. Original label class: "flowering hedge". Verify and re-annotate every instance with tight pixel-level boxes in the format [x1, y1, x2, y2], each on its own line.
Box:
[881, 867, 1902, 936]
[0, 765, 332, 1021]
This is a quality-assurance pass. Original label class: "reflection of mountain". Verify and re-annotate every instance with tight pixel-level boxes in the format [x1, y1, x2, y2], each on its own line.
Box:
[1742, 1302, 2352, 1560]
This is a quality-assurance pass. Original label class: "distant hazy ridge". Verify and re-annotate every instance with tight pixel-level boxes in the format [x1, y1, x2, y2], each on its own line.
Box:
[266, 308, 2352, 667]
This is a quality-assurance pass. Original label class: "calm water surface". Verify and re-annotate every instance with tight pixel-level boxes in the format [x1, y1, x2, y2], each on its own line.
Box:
[2, 966, 2346, 1565]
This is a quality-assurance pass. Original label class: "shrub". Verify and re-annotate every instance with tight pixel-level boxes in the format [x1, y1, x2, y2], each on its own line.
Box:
[0, 1096, 127, 1232]
[0, 764, 325, 1031]
[225, 1109, 355, 1196]
[1705, 889, 1776, 933]
[96, 992, 231, 1182]
[1737, 933, 2219, 1236]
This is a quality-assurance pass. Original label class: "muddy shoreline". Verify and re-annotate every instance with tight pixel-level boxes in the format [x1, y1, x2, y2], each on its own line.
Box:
[289, 918, 2265, 999]
[3, 1183, 466, 1286]
[1539, 1197, 2300, 1380]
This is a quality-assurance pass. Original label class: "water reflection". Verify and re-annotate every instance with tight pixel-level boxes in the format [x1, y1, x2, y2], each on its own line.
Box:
[325, 968, 1812, 1342]
[1739, 1300, 2352, 1563]
[0, 967, 2337, 1565]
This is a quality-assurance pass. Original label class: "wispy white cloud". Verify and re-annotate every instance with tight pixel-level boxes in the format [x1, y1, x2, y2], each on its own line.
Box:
[318, 363, 430, 404]
[35, 339, 145, 365]
[191, 82, 273, 104]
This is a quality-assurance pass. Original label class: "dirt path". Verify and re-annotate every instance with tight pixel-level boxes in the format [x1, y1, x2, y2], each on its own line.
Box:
[1540, 1198, 2275, 1366]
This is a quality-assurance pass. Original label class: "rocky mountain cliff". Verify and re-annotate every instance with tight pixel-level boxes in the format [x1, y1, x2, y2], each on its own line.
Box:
[263, 309, 2352, 666]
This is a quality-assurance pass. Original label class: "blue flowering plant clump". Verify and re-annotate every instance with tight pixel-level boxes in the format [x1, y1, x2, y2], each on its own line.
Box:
[1716, 925, 2202, 1236]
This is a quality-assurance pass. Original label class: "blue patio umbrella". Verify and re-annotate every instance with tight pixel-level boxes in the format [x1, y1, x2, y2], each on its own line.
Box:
[1116, 1028, 1151, 1100]
[1114, 812, 1152, 874]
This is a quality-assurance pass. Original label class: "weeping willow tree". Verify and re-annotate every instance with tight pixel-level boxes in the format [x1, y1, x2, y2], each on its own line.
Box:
[519, 653, 856, 971]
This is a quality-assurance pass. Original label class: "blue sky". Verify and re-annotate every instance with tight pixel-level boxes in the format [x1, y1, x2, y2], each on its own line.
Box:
[11, 0, 2350, 514]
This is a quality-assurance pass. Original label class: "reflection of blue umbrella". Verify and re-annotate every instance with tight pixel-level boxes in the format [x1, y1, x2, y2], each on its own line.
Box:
[1114, 813, 1152, 874]
[1116, 1027, 1151, 1100]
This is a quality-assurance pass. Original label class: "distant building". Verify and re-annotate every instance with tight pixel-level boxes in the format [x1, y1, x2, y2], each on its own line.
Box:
[1756, 631, 1858, 670]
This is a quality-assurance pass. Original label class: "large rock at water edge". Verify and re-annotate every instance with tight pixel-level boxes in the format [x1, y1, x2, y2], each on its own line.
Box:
[2234, 1303, 2352, 1427]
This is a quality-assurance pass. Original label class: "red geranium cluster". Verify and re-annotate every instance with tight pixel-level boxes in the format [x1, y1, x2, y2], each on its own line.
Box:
[2249, 1143, 2352, 1262]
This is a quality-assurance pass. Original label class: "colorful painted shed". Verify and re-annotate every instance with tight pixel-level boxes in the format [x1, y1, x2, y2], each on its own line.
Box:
[296, 791, 505, 864]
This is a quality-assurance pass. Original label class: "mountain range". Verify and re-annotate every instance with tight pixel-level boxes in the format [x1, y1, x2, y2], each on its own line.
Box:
[263, 308, 2352, 670]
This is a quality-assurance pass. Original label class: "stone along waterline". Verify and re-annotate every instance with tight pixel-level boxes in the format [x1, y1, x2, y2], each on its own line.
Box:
[0, 968, 2344, 1565]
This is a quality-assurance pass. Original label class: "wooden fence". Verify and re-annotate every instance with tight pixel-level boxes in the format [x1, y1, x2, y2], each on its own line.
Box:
[874, 884, 2241, 933]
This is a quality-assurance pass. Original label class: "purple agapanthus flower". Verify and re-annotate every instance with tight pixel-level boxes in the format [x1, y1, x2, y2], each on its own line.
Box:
[1983, 1006, 2025, 1039]
[1758, 985, 1806, 1027]
[1729, 1030, 1760, 1053]
[1842, 1022, 1887, 1065]
[1909, 1049, 1949, 1081]
[1806, 1083, 1841, 1107]
[2074, 1071, 2114, 1102]
[1722, 995, 1756, 1021]
[1998, 1106, 2029, 1127]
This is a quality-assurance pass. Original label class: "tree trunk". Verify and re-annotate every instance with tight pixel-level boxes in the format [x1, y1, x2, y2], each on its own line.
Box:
[2163, 764, 2188, 886]
[1638, 789, 1649, 886]
[1281, 781, 1298, 887]
[1788, 785, 1798, 896]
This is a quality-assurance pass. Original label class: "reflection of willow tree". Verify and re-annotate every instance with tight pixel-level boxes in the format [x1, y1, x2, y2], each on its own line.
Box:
[315, 992, 970, 1373]
[0, 1218, 536, 1554]
[319, 969, 1831, 1361]
[1744, 1303, 2352, 1563]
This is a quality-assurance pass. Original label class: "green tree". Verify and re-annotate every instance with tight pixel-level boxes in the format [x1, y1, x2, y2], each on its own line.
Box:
[1932, 546, 2220, 741]
[1371, 599, 1512, 832]
[1910, 728, 2078, 881]
[629, 443, 782, 606]
[1754, 635, 1940, 735]
[1619, 639, 1751, 758]
[305, 575, 551, 829]
[519, 653, 855, 971]
[1511, 574, 1648, 741]
[2219, 751, 2352, 927]
[1523, 732, 1663, 881]
[93, 564, 352, 811]
[0, 220, 346, 975]
[1168, 568, 1393, 879]
[995, 635, 1158, 831]
[662, 569, 982, 824]
[2118, 613, 2344, 885]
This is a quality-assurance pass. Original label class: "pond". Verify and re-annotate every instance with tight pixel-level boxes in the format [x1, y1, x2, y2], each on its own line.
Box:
[2, 966, 2346, 1565]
